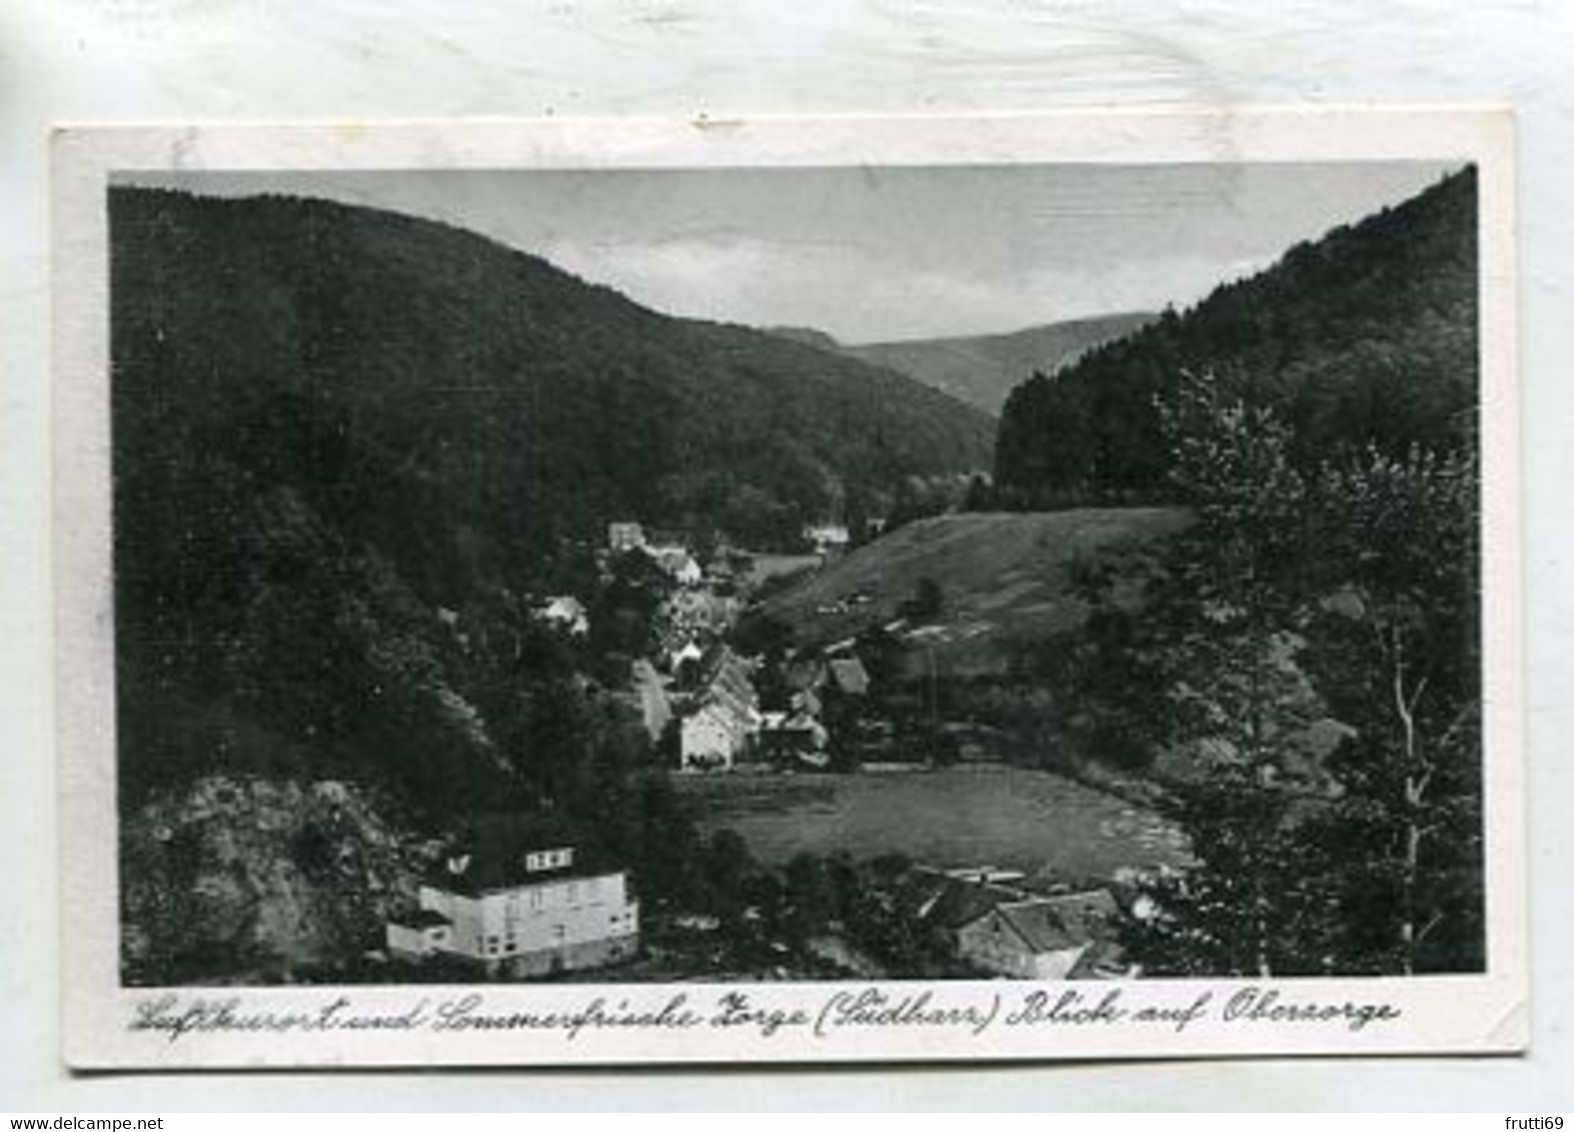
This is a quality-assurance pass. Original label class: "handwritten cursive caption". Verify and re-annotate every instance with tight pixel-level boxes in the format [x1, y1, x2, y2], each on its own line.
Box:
[125, 985, 1402, 1046]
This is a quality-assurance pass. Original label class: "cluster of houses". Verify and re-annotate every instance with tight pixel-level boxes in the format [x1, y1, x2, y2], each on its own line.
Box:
[605, 520, 705, 586]
[591, 520, 873, 774]
[384, 841, 1129, 981]
[510, 520, 882, 775]
[898, 867, 1129, 980]
[388, 516, 1142, 982]
[671, 642, 874, 772]
[386, 516, 1147, 983]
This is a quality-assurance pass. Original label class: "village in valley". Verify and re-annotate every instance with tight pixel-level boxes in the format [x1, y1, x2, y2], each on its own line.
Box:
[383, 516, 1155, 985]
[114, 165, 1484, 991]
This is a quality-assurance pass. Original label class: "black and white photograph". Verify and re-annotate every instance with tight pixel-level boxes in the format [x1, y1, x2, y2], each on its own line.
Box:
[52, 113, 1524, 1067]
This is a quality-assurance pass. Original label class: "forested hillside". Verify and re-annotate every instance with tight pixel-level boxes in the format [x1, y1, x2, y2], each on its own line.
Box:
[994, 167, 1477, 503]
[109, 187, 991, 817]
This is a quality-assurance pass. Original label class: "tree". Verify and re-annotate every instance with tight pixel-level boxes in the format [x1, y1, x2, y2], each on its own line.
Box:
[961, 473, 995, 512]
[783, 853, 836, 946]
[885, 476, 951, 532]
[1299, 446, 1482, 973]
[701, 829, 755, 927]
[1107, 373, 1483, 976]
[995, 370, 1099, 502]
[1123, 780, 1344, 977]
[1118, 376, 1331, 974]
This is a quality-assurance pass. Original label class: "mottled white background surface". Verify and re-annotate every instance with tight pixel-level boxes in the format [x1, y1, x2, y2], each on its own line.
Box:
[3, 0, 1571, 1110]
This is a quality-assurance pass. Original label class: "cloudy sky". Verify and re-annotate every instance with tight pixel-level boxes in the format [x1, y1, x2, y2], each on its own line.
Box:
[130, 160, 1460, 343]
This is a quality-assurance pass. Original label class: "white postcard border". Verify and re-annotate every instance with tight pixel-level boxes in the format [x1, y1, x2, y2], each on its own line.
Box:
[53, 109, 1525, 1069]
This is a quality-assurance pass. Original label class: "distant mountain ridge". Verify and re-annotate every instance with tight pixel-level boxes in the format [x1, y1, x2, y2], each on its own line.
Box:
[836, 314, 1158, 416]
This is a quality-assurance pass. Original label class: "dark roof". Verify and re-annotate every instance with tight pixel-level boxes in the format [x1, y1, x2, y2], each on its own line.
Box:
[784, 656, 828, 691]
[760, 713, 818, 733]
[901, 867, 1119, 947]
[994, 903, 1081, 954]
[645, 526, 690, 546]
[1036, 890, 1120, 940]
[965, 891, 1118, 955]
[829, 656, 870, 695]
[429, 817, 625, 896]
[1066, 939, 1129, 979]
[932, 883, 1011, 931]
[894, 869, 949, 920]
[702, 645, 754, 688]
[901, 869, 1022, 931]
[431, 849, 624, 896]
[390, 908, 452, 929]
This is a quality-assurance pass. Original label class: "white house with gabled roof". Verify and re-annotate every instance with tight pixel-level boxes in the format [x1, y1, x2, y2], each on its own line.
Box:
[386, 838, 640, 977]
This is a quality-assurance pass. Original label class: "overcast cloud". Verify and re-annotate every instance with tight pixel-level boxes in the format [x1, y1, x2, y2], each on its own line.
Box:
[130, 161, 1459, 343]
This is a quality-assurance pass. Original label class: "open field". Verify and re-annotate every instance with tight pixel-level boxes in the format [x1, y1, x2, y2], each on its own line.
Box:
[673, 765, 1189, 880]
[762, 508, 1190, 673]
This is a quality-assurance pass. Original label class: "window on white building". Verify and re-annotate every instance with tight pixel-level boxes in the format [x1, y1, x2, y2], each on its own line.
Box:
[526, 847, 575, 873]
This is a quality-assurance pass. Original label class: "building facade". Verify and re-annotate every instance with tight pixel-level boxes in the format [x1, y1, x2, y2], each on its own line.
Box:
[679, 702, 752, 770]
[677, 646, 763, 771]
[607, 521, 646, 553]
[900, 866, 1125, 979]
[387, 845, 640, 977]
[955, 901, 1091, 980]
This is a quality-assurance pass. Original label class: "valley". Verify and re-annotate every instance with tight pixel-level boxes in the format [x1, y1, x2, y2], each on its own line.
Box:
[108, 163, 1485, 986]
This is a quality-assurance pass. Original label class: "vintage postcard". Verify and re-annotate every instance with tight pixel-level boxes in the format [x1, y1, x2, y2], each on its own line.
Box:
[54, 110, 1525, 1068]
